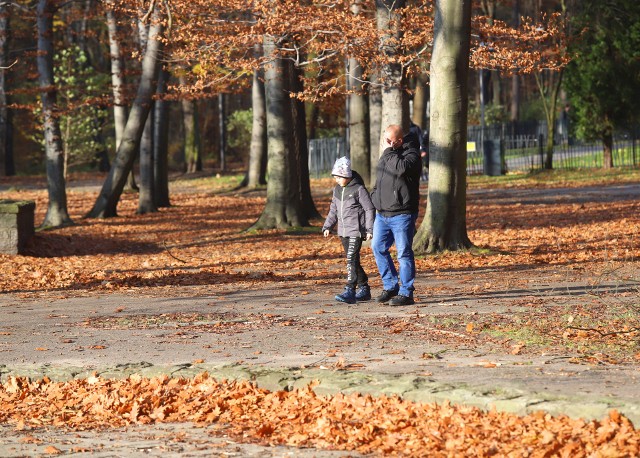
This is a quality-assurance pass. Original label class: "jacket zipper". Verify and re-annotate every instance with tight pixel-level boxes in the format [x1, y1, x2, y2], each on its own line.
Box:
[339, 186, 346, 236]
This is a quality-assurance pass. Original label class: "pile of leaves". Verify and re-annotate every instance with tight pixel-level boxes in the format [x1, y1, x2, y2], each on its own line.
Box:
[1, 373, 639, 456]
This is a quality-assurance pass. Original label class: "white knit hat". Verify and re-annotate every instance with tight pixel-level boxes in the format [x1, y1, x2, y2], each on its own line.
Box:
[331, 156, 352, 178]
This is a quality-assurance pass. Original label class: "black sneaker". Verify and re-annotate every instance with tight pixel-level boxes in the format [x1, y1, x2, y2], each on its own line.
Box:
[376, 289, 399, 303]
[390, 295, 414, 306]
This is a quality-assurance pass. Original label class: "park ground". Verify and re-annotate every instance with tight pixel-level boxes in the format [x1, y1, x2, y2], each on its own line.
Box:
[0, 168, 639, 456]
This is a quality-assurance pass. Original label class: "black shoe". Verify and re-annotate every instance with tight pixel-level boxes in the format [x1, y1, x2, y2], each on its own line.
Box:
[390, 295, 414, 306]
[335, 287, 356, 304]
[376, 289, 399, 303]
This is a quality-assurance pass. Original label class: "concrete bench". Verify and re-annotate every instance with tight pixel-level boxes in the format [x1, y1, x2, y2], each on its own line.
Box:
[0, 200, 35, 254]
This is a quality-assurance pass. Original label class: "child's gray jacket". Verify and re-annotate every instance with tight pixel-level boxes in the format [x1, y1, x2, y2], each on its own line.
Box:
[322, 171, 375, 238]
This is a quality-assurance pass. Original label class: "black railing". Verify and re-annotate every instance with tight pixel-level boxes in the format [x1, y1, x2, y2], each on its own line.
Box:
[309, 121, 639, 177]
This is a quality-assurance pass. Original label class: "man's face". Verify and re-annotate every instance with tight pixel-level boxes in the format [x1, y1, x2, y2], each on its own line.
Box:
[384, 133, 402, 149]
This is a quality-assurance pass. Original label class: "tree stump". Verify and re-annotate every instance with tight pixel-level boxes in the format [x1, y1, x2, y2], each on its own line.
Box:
[0, 200, 35, 254]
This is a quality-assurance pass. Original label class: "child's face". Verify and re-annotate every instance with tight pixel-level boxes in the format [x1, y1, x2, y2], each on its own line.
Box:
[334, 176, 350, 187]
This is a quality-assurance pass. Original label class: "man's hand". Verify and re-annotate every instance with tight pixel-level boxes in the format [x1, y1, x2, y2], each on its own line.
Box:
[323, 229, 330, 237]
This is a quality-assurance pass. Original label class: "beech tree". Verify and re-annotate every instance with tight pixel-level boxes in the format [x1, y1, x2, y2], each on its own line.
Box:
[251, 35, 307, 229]
[37, 0, 73, 228]
[413, 0, 472, 253]
[87, 3, 164, 218]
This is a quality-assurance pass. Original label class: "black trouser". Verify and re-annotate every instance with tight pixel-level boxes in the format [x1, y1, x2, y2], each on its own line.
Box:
[340, 236, 368, 289]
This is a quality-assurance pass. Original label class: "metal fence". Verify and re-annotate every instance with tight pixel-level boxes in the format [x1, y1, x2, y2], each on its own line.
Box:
[309, 121, 639, 177]
[308, 137, 347, 177]
[466, 121, 639, 175]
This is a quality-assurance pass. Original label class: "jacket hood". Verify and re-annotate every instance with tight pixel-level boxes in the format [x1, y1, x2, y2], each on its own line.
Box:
[346, 170, 365, 188]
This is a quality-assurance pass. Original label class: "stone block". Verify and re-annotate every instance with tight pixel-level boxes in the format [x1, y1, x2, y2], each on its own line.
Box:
[0, 200, 36, 255]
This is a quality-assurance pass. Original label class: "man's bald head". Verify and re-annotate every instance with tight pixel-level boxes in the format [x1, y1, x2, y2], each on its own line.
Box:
[384, 124, 404, 149]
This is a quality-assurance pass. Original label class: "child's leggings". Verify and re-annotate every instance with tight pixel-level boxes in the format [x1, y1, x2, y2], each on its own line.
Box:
[340, 236, 368, 288]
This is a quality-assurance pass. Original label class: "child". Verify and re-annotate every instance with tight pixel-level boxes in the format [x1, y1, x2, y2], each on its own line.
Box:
[322, 157, 375, 304]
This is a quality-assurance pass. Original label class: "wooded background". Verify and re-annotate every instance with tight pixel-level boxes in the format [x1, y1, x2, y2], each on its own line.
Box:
[0, 0, 638, 250]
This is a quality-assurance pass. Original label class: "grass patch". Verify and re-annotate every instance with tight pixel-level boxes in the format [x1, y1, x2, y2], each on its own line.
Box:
[467, 167, 640, 189]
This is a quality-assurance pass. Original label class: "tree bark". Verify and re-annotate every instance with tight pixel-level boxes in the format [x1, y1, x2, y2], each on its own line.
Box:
[510, 0, 520, 122]
[87, 6, 163, 218]
[290, 61, 319, 219]
[347, 2, 370, 186]
[0, 4, 12, 176]
[412, 73, 428, 129]
[105, 0, 127, 150]
[413, 0, 473, 254]
[535, 70, 563, 170]
[37, 0, 73, 228]
[180, 75, 201, 174]
[250, 35, 308, 229]
[348, 55, 370, 187]
[368, 70, 382, 184]
[246, 64, 267, 188]
[137, 100, 156, 214]
[153, 66, 170, 207]
[602, 126, 614, 169]
[376, 0, 407, 151]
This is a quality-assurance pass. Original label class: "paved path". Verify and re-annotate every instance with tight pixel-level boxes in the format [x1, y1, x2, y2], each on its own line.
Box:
[1, 181, 639, 456]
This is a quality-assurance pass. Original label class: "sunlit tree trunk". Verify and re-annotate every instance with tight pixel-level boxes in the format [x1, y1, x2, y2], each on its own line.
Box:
[105, 0, 128, 167]
[246, 64, 267, 188]
[87, 6, 163, 218]
[376, 0, 407, 148]
[348, 2, 370, 186]
[251, 34, 307, 229]
[0, 4, 13, 176]
[37, 0, 73, 228]
[414, 0, 473, 253]
[154, 66, 170, 207]
[368, 70, 382, 184]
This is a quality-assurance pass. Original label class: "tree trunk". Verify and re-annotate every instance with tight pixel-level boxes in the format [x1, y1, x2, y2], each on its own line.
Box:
[510, 74, 520, 122]
[37, 0, 73, 228]
[602, 126, 614, 169]
[348, 55, 370, 187]
[510, 0, 520, 122]
[412, 73, 428, 129]
[0, 4, 12, 176]
[536, 69, 563, 170]
[218, 93, 225, 172]
[376, 0, 407, 151]
[413, 0, 473, 254]
[137, 102, 156, 214]
[154, 66, 170, 207]
[87, 6, 163, 218]
[251, 35, 308, 229]
[368, 70, 382, 184]
[105, 1, 127, 149]
[246, 64, 267, 188]
[290, 61, 319, 219]
[180, 75, 201, 174]
[347, 2, 370, 186]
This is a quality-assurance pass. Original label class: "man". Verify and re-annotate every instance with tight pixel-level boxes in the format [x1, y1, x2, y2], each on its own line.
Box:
[370, 124, 422, 306]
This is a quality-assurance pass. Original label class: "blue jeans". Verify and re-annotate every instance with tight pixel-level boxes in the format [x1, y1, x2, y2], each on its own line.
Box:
[371, 213, 417, 297]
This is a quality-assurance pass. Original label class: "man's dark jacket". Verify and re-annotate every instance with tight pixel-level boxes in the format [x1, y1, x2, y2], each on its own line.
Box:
[370, 132, 422, 217]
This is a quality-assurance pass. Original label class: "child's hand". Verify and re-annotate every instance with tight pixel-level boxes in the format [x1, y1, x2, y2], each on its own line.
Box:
[365, 233, 373, 241]
[323, 229, 330, 237]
